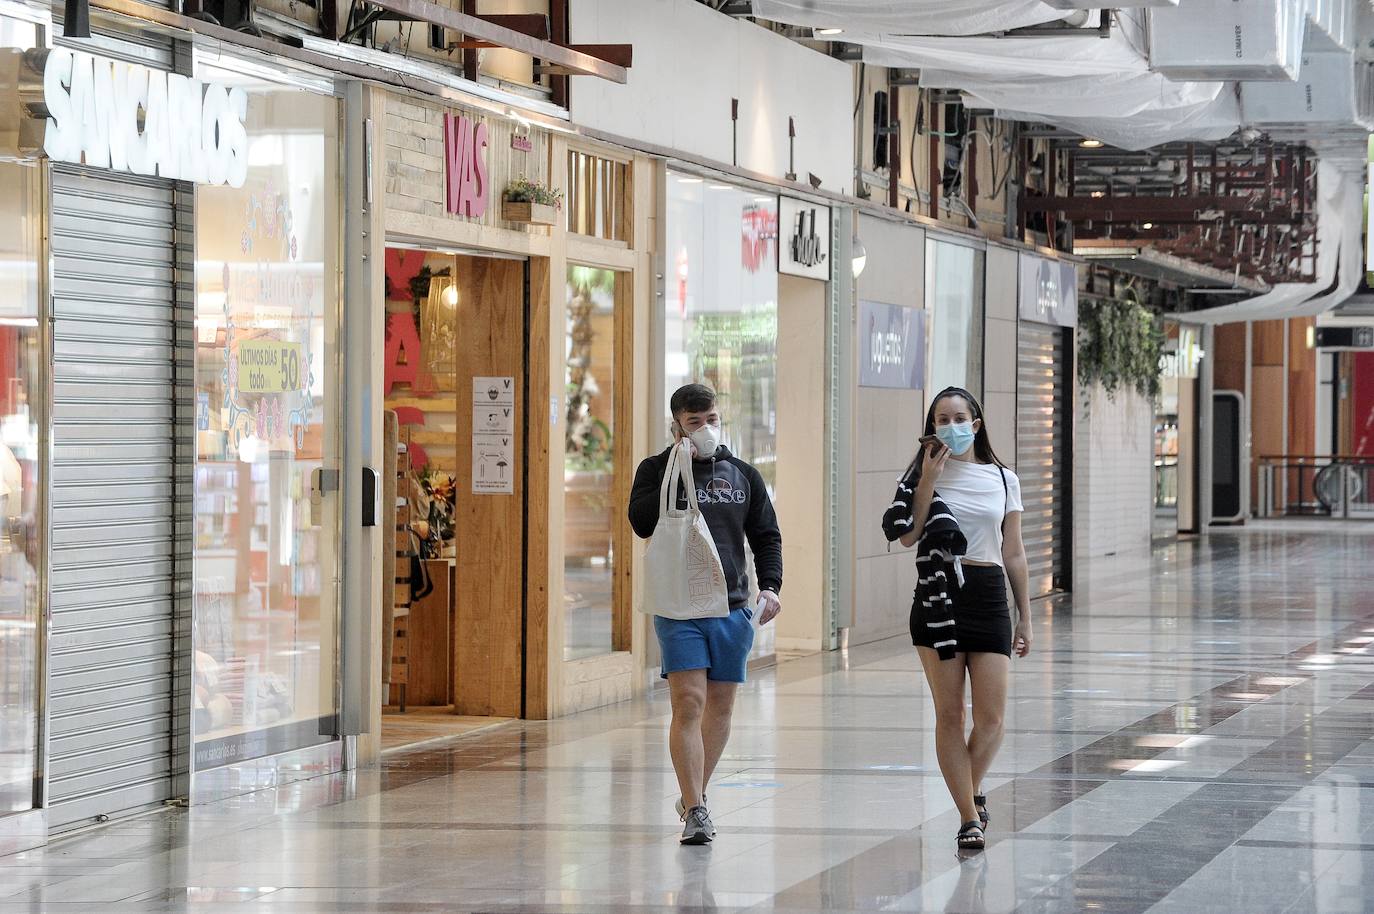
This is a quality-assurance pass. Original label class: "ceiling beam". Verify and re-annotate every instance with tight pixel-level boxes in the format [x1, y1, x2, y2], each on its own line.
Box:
[365, 0, 629, 82]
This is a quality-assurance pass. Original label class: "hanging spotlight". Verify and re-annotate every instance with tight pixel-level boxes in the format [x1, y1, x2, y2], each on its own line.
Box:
[851, 236, 867, 279]
[63, 0, 90, 37]
[1142, 222, 1155, 230]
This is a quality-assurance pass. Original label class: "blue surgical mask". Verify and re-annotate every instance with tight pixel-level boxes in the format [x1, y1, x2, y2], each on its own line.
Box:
[935, 422, 976, 456]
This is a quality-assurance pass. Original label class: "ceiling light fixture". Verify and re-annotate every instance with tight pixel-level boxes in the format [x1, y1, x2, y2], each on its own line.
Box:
[816, 27, 843, 35]
[1142, 222, 1154, 230]
[1079, 138, 1104, 149]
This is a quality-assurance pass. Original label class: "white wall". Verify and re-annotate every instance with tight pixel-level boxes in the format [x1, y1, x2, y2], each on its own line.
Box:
[571, 0, 854, 192]
[851, 215, 926, 645]
[1074, 383, 1154, 559]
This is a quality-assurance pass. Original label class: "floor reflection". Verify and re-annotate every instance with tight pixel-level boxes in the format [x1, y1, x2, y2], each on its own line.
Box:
[0, 522, 1371, 913]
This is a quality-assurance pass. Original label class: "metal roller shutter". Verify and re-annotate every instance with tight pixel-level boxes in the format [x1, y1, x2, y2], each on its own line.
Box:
[1016, 323, 1070, 598]
[46, 165, 191, 830]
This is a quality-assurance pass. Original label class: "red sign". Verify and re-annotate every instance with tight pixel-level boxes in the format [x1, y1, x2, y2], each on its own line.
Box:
[444, 112, 490, 218]
[1354, 352, 1374, 457]
[741, 203, 778, 274]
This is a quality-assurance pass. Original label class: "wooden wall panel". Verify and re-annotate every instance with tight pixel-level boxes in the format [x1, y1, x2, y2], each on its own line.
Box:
[1288, 317, 1317, 456]
[612, 272, 634, 653]
[1253, 319, 1286, 366]
[1212, 322, 1247, 393]
[453, 256, 526, 718]
[524, 257, 552, 720]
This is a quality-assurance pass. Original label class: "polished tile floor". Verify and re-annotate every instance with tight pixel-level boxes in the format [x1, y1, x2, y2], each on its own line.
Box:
[4, 522, 1373, 913]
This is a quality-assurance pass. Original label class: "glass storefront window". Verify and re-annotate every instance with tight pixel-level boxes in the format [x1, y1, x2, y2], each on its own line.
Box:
[192, 63, 341, 767]
[926, 239, 986, 399]
[564, 266, 621, 660]
[664, 172, 778, 660]
[0, 158, 42, 815]
[664, 173, 779, 485]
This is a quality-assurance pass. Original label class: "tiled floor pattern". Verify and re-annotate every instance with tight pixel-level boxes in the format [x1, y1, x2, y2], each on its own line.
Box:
[2, 522, 1372, 913]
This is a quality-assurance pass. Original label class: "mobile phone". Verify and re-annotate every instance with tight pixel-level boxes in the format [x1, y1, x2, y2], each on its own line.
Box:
[919, 434, 943, 451]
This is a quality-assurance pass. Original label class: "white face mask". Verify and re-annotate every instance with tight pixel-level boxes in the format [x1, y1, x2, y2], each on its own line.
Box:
[687, 423, 721, 458]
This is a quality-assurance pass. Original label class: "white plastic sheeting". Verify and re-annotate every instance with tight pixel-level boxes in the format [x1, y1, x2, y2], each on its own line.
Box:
[748, 0, 1064, 37]
[996, 90, 1242, 150]
[847, 12, 1243, 151]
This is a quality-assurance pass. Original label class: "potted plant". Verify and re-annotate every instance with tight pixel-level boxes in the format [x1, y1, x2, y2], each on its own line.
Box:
[502, 178, 563, 226]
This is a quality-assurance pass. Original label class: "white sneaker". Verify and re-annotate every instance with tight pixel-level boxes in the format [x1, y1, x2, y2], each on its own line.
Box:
[675, 794, 715, 837]
[675, 793, 708, 820]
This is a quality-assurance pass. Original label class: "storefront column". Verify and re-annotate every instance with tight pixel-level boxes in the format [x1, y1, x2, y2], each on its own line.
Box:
[343, 81, 387, 766]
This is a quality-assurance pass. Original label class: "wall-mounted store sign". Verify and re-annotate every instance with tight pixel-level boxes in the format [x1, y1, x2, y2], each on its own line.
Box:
[1313, 326, 1374, 349]
[39, 47, 248, 186]
[779, 195, 830, 280]
[444, 111, 489, 218]
[859, 300, 926, 389]
[1018, 253, 1078, 328]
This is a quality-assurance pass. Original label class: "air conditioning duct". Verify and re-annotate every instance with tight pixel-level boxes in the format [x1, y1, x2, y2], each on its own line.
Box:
[1241, 51, 1374, 129]
[1304, 0, 1355, 54]
[1149, 0, 1307, 81]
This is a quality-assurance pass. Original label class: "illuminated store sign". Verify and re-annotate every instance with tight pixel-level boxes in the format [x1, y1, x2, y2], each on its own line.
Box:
[42, 47, 248, 187]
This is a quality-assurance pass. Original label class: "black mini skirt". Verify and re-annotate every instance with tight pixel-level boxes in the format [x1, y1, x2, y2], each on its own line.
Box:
[911, 564, 1012, 657]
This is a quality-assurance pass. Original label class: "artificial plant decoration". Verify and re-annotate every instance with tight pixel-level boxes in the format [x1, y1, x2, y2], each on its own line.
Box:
[565, 267, 616, 472]
[1077, 298, 1164, 401]
[503, 177, 563, 208]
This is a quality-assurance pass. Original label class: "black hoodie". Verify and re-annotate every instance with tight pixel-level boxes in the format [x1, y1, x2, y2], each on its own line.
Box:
[628, 445, 783, 608]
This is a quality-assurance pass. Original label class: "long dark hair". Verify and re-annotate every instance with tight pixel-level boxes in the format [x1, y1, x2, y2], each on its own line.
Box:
[901, 386, 1007, 482]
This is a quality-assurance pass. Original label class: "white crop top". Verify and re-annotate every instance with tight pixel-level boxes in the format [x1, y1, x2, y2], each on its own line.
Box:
[933, 460, 1023, 566]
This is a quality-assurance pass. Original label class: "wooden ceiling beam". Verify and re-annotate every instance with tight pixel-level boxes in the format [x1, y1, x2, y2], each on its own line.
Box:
[366, 0, 628, 82]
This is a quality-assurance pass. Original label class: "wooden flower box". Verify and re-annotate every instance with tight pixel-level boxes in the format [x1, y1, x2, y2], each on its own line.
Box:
[502, 200, 559, 226]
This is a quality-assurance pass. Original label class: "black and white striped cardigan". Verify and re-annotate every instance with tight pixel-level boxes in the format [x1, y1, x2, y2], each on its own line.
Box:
[881, 473, 969, 661]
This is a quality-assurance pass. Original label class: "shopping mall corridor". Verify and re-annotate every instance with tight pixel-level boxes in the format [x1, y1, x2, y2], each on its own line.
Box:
[3, 523, 1373, 914]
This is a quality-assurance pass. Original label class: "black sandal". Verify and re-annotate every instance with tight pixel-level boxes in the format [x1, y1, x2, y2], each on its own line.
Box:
[957, 821, 986, 850]
[974, 794, 989, 830]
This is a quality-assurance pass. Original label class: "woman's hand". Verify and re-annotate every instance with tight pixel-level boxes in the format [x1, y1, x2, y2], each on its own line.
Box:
[920, 441, 950, 486]
[1013, 618, 1032, 658]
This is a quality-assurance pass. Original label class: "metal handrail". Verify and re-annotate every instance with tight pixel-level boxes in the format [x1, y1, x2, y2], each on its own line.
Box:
[1255, 455, 1374, 519]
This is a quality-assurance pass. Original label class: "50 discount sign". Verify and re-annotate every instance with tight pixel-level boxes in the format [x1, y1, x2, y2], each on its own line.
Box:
[236, 341, 304, 394]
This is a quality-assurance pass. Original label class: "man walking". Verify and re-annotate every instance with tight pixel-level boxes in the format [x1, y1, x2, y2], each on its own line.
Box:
[629, 383, 783, 845]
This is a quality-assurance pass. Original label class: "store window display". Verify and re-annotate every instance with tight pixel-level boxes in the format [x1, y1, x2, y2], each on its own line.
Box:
[664, 173, 779, 484]
[564, 266, 624, 660]
[0, 157, 42, 814]
[926, 239, 986, 399]
[191, 62, 341, 767]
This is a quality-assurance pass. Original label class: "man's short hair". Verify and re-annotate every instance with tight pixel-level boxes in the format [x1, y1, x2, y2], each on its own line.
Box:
[670, 383, 717, 417]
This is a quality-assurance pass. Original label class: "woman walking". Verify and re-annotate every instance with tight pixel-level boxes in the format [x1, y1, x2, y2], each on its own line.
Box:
[882, 386, 1032, 851]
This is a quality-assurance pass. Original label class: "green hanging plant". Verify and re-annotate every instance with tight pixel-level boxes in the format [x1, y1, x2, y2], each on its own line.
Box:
[1077, 299, 1164, 401]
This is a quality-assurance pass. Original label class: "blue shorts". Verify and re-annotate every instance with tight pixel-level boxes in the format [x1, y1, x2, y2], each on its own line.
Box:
[654, 607, 755, 683]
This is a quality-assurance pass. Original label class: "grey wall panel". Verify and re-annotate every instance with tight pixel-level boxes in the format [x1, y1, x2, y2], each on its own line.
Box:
[46, 165, 186, 832]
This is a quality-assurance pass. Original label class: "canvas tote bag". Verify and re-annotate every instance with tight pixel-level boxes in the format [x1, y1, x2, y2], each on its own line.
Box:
[642, 441, 730, 620]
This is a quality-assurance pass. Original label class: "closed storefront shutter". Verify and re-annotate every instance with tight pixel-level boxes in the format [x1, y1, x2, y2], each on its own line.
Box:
[46, 165, 191, 830]
[1016, 323, 1071, 598]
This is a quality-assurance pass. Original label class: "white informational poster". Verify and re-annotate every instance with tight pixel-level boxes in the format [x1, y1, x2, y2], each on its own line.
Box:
[472, 376, 515, 495]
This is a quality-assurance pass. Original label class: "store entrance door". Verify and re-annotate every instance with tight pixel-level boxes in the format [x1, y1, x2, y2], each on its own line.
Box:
[380, 247, 529, 747]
